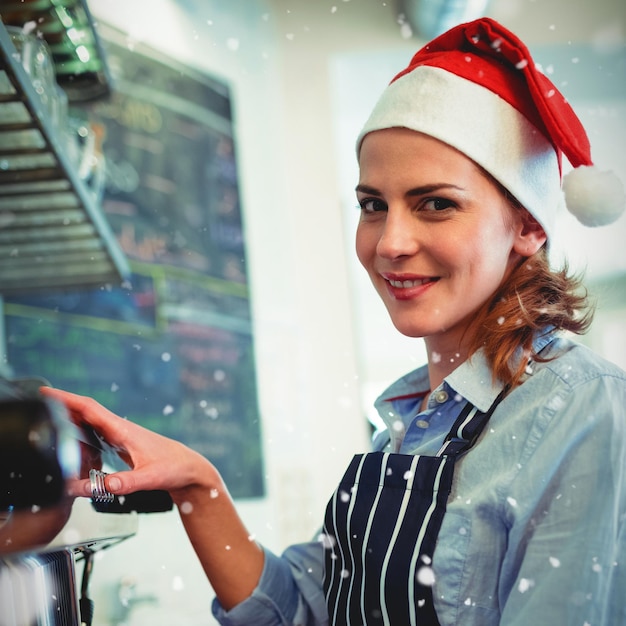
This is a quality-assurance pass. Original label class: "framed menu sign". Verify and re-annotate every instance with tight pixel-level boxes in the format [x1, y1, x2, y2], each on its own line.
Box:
[4, 24, 264, 498]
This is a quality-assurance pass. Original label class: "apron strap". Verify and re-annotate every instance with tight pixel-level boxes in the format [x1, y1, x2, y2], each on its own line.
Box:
[436, 387, 508, 456]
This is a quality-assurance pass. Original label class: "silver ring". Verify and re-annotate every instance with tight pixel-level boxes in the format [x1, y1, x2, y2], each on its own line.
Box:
[89, 469, 114, 503]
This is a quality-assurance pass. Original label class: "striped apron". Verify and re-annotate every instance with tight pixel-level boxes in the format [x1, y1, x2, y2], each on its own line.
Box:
[322, 394, 504, 625]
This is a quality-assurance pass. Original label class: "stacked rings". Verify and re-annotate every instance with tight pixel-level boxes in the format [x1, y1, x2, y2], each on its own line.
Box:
[89, 469, 114, 504]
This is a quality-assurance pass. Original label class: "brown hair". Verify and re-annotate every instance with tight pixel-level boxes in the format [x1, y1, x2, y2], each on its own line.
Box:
[465, 247, 594, 388]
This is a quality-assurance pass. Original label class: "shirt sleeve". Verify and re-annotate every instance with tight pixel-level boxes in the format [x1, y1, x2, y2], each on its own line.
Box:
[211, 539, 328, 626]
[499, 371, 626, 626]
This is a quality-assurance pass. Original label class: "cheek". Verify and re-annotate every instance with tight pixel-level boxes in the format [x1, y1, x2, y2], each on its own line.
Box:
[461, 234, 515, 286]
[355, 224, 375, 269]
[463, 218, 514, 263]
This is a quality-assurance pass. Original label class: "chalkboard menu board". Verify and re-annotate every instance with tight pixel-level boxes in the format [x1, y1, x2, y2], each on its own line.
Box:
[4, 26, 264, 498]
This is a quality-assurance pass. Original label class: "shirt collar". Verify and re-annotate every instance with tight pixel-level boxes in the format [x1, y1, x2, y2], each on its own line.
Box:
[375, 329, 558, 421]
[445, 350, 503, 413]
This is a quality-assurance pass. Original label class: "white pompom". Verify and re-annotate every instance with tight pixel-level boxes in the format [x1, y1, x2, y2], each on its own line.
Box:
[562, 165, 625, 226]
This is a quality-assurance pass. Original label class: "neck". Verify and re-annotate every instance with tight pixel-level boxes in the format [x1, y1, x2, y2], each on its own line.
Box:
[424, 337, 469, 392]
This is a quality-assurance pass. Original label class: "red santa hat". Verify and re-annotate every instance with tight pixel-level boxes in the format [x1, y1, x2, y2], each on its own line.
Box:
[357, 18, 625, 240]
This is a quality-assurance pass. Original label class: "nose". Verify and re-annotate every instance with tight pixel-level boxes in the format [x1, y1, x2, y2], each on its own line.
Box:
[375, 208, 420, 260]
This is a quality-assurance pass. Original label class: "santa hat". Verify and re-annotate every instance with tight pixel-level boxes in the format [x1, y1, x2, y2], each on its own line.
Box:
[357, 18, 625, 240]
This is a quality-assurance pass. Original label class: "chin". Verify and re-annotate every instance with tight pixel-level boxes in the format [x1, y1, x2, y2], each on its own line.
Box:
[389, 319, 430, 339]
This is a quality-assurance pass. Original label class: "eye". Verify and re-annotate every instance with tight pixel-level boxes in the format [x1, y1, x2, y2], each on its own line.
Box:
[422, 197, 456, 212]
[358, 197, 388, 213]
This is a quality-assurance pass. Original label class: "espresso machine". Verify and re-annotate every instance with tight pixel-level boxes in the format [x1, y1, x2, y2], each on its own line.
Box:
[0, 376, 172, 626]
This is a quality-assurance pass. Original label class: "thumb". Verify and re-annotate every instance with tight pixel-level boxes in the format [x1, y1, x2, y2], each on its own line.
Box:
[104, 473, 125, 494]
[104, 468, 165, 495]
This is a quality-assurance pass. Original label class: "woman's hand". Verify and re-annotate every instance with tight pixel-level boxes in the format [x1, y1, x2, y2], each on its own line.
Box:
[38, 387, 264, 610]
[39, 387, 217, 503]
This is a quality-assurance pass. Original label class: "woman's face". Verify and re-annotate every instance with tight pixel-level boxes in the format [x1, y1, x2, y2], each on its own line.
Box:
[356, 128, 529, 353]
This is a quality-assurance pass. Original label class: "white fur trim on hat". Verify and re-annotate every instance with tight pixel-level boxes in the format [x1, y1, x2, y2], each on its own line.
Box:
[357, 65, 564, 240]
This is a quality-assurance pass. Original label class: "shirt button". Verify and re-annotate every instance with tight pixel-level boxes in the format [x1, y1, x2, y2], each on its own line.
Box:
[415, 419, 429, 429]
[434, 390, 449, 404]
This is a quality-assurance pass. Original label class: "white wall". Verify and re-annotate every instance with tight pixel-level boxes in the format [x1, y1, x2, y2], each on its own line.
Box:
[83, 0, 625, 623]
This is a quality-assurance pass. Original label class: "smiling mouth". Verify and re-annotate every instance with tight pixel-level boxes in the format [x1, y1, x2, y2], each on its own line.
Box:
[387, 277, 438, 288]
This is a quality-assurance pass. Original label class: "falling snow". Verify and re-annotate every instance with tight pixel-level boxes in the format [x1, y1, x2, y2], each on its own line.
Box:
[396, 14, 412, 39]
[546, 395, 565, 411]
[416, 565, 436, 586]
[318, 533, 336, 549]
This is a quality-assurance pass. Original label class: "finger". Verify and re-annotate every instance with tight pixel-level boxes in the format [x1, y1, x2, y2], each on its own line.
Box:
[40, 387, 136, 448]
[66, 477, 92, 498]
[104, 469, 167, 494]
[40, 387, 117, 426]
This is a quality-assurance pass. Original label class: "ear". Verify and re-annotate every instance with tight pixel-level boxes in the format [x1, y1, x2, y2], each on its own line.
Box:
[512, 209, 547, 257]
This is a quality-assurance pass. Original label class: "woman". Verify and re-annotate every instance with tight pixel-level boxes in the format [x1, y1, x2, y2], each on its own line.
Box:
[41, 18, 625, 626]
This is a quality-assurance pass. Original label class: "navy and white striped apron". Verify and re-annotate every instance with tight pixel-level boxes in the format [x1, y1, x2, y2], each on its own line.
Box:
[322, 394, 504, 626]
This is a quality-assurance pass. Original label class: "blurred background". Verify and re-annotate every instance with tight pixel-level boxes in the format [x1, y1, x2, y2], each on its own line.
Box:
[1, 0, 624, 623]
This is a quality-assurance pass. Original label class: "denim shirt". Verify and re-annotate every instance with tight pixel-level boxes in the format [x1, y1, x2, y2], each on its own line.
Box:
[213, 334, 626, 626]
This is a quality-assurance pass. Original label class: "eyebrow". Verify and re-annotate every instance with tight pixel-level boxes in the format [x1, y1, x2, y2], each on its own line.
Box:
[355, 183, 465, 196]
